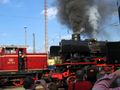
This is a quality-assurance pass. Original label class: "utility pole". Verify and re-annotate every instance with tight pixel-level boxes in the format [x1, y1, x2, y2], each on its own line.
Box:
[33, 33, 36, 53]
[24, 26, 27, 47]
[44, 0, 48, 53]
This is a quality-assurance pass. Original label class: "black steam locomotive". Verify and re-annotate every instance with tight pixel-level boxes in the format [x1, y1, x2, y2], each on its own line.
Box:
[50, 34, 120, 64]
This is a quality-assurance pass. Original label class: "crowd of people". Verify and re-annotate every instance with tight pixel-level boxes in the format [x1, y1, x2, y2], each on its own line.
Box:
[23, 66, 120, 90]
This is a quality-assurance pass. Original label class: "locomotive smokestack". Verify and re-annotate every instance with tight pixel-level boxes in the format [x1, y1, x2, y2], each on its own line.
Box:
[72, 33, 80, 41]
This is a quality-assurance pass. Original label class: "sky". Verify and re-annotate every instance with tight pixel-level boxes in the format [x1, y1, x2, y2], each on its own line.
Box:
[0, 0, 69, 52]
[0, 0, 120, 53]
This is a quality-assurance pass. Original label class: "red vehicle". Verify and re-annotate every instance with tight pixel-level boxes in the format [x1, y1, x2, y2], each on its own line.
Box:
[0, 45, 48, 86]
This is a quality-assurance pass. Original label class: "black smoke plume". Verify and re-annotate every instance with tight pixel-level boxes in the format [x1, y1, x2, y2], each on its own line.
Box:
[56, 0, 116, 38]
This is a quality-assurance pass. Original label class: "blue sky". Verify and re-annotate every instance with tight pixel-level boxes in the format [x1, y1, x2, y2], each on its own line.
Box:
[0, 0, 70, 52]
[0, 0, 120, 53]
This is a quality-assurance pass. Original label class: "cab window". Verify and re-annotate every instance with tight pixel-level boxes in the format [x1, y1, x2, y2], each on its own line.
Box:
[4, 48, 17, 54]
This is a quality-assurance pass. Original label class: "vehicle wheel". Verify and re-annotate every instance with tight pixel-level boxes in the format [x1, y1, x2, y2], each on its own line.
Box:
[12, 78, 24, 86]
[66, 76, 76, 84]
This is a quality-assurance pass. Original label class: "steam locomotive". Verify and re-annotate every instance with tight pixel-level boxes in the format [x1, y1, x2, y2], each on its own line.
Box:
[50, 34, 120, 64]
[44, 34, 120, 86]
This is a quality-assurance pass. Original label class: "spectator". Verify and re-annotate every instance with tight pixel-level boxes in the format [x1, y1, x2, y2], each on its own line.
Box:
[86, 66, 97, 85]
[23, 77, 34, 90]
[33, 79, 49, 90]
[97, 67, 106, 79]
[35, 85, 44, 90]
[68, 68, 93, 90]
[116, 78, 120, 87]
[92, 69, 120, 90]
[37, 73, 42, 80]
[48, 82, 57, 90]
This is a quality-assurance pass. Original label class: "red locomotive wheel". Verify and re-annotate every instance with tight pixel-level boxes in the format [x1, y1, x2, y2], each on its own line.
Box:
[12, 78, 24, 86]
[63, 72, 69, 77]
[66, 76, 76, 84]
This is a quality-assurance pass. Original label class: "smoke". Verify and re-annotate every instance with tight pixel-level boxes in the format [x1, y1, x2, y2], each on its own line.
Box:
[56, 0, 116, 38]
[87, 5, 100, 38]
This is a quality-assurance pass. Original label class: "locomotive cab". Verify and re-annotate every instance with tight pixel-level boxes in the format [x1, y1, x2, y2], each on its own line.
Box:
[0, 45, 27, 72]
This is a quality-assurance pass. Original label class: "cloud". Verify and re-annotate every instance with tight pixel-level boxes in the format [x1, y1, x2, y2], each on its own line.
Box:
[27, 46, 33, 52]
[41, 7, 58, 19]
[0, 0, 10, 4]
[27, 46, 44, 53]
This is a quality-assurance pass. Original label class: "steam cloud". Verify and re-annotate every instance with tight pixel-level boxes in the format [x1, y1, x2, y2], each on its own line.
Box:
[57, 0, 116, 38]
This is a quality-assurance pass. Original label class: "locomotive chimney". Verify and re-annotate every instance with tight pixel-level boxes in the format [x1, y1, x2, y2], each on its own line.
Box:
[72, 33, 81, 41]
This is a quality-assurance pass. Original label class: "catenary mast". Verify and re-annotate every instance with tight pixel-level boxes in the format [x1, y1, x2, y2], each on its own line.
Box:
[44, 0, 48, 53]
